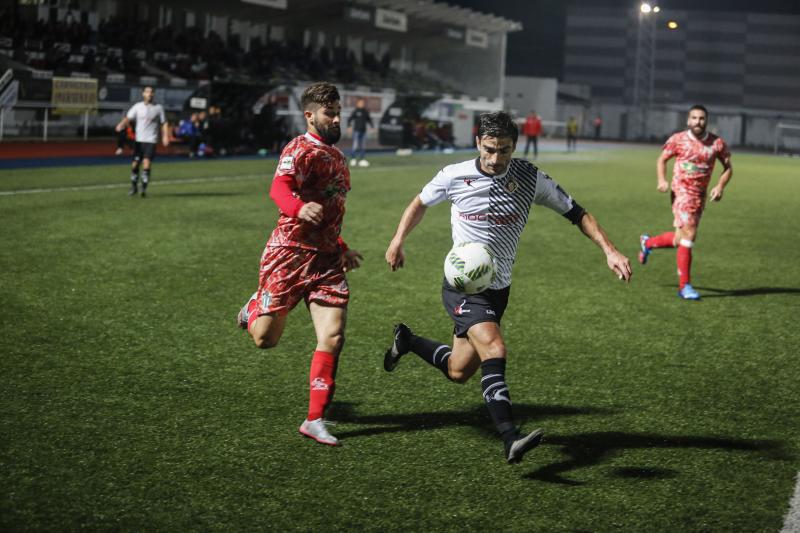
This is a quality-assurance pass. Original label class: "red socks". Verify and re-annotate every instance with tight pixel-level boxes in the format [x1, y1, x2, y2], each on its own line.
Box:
[646, 232, 675, 249]
[677, 241, 693, 289]
[307, 350, 338, 421]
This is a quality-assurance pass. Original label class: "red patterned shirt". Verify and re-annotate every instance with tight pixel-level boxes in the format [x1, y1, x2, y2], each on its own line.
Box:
[266, 132, 350, 253]
[663, 130, 730, 196]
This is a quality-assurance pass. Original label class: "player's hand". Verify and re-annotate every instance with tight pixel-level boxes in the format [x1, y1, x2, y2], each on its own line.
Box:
[298, 202, 324, 225]
[657, 180, 669, 193]
[385, 239, 405, 271]
[606, 249, 632, 283]
[709, 185, 723, 202]
[341, 249, 363, 272]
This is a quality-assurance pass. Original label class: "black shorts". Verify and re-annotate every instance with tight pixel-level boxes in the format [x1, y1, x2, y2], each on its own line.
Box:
[441, 278, 510, 338]
[133, 142, 157, 162]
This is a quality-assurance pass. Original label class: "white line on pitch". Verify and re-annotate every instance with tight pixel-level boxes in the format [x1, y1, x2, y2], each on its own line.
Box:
[782, 471, 800, 533]
[0, 174, 265, 196]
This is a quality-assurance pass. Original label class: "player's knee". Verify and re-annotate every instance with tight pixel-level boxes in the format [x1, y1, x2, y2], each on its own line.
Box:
[320, 331, 344, 354]
[448, 369, 472, 384]
[483, 340, 507, 360]
[253, 333, 279, 349]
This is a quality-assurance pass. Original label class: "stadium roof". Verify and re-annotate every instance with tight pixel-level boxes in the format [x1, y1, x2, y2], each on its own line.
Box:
[351, 0, 523, 33]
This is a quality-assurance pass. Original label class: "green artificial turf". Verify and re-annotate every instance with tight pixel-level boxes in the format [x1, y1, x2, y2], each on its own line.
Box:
[1, 148, 798, 531]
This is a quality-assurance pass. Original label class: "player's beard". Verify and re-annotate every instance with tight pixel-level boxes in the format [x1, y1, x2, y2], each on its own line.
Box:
[320, 125, 341, 145]
[691, 124, 706, 137]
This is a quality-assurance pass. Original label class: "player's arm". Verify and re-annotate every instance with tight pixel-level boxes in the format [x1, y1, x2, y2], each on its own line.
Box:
[161, 121, 171, 147]
[385, 195, 428, 271]
[115, 116, 130, 133]
[577, 212, 632, 282]
[709, 155, 733, 202]
[656, 149, 672, 192]
[269, 174, 323, 224]
[337, 236, 363, 272]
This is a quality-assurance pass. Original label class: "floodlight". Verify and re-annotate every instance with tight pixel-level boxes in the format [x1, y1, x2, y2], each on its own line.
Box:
[640, 3, 652, 13]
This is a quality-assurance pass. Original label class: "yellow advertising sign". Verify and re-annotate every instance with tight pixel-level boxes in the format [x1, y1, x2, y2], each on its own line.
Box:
[51, 77, 97, 114]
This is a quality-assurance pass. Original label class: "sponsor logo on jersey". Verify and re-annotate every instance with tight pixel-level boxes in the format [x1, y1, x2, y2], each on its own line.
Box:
[463, 177, 477, 187]
[505, 179, 518, 193]
[458, 212, 520, 225]
[324, 182, 348, 198]
[279, 155, 294, 171]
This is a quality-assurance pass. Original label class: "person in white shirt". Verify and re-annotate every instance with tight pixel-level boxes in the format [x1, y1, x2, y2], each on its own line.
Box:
[115, 86, 170, 197]
[383, 111, 632, 464]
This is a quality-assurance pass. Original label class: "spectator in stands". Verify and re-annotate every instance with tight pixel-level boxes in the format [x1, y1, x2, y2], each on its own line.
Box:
[176, 112, 200, 157]
[347, 98, 374, 167]
[522, 110, 542, 159]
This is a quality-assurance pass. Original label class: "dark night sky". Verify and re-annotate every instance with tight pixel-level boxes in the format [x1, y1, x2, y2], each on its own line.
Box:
[448, 0, 800, 79]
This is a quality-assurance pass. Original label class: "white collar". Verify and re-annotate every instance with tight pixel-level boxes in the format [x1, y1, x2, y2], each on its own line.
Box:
[687, 129, 709, 142]
[304, 132, 323, 145]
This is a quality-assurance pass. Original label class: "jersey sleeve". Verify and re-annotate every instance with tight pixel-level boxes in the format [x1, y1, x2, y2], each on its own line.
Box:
[662, 133, 679, 157]
[534, 170, 585, 223]
[716, 137, 731, 162]
[418, 168, 450, 206]
[275, 144, 312, 187]
[126, 105, 136, 121]
[158, 106, 166, 125]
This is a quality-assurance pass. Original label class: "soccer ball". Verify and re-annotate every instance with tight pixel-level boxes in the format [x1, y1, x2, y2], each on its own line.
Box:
[444, 243, 496, 294]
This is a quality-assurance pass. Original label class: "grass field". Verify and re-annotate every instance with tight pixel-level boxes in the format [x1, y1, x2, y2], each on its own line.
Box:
[1, 147, 798, 531]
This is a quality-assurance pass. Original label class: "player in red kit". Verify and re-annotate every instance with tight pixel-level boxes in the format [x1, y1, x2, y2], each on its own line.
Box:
[639, 104, 733, 300]
[237, 82, 363, 446]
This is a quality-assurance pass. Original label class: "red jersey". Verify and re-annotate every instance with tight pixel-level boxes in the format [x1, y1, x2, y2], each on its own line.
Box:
[523, 115, 542, 137]
[267, 133, 350, 253]
[663, 130, 730, 197]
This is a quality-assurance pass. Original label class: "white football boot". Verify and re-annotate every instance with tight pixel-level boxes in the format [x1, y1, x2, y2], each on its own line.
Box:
[299, 418, 339, 446]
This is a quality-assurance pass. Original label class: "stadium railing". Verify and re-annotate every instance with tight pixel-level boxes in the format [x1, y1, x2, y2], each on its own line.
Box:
[0, 101, 128, 142]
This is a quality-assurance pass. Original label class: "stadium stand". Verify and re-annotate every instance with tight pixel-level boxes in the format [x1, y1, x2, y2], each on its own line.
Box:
[0, 0, 521, 151]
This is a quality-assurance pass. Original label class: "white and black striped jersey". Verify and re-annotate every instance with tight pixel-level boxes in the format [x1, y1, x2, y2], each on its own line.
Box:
[419, 157, 585, 289]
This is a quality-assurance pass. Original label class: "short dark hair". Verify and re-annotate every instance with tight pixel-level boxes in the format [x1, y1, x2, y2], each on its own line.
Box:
[301, 82, 340, 111]
[477, 111, 518, 144]
[689, 104, 708, 118]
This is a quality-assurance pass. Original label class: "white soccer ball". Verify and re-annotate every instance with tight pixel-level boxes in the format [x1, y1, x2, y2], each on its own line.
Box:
[444, 242, 496, 294]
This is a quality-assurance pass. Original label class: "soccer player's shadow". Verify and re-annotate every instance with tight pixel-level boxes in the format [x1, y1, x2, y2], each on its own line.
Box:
[330, 402, 791, 486]
[329, 402, 611, 441]
[523, 431, 791, 486]
[659, 284, 800, 297]
[692, 286, 800, 298]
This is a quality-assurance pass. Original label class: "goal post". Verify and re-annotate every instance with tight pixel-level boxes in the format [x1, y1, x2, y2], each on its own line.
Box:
[774, 123, 800, 156]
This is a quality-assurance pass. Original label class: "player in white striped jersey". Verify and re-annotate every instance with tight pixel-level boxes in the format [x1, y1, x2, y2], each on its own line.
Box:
[115, 86, 170, 197]
[383, 111, 631, 464]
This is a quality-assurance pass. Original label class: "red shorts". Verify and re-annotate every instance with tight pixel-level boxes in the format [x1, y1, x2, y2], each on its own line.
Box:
[256, 246, 349, 316]
[671, 191, 705, 228]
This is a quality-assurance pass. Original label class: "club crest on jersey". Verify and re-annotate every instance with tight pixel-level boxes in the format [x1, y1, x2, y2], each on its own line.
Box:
[463, 177, 476, 187]
[454, 299, 470, 316]
[505, 179, 519, 193]
[279, 155, 294, 171]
